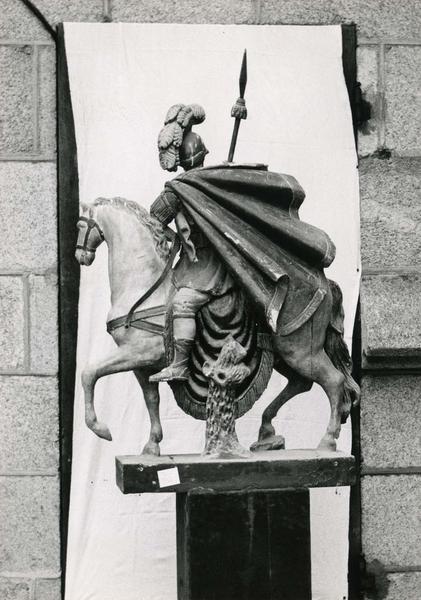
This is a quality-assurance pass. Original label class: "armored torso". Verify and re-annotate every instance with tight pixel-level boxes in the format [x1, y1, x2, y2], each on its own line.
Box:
[150, 188, 233, 296]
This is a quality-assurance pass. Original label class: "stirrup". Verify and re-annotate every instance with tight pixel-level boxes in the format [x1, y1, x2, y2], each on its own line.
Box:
[149, 359, 190, 383]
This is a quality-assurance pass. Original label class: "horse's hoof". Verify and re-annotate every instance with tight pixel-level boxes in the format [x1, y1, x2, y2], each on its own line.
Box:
[250, 434, 285, 452]
[92, 422, 112, 441]
[317, 438, 337, 451]
[142, 442, 160, 456]
[257, 424, 276, 441]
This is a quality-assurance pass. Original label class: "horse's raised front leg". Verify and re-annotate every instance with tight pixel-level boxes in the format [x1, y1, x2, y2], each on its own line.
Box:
[82, 345, 148, 441]
[133, 370, 163, 456]
[251, 373, 312, 452]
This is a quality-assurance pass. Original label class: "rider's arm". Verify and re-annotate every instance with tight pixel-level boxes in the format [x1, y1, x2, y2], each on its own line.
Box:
[151, 189, 197, 262]
[150, 190, 180, 226]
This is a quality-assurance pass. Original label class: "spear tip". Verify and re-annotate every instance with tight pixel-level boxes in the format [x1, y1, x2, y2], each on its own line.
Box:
[239, 48, 247, 97]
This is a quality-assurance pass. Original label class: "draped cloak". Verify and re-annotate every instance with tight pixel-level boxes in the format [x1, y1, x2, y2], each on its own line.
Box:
[165, 164, 336, 337]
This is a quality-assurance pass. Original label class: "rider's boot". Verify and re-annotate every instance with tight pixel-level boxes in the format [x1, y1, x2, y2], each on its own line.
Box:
[149, 318, 195, 382]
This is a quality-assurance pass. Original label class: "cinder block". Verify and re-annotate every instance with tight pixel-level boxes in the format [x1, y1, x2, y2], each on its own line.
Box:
[361, 475, 421, 567]
[361, 375, 421, 468]
[0, 163, 56, 271]
[0, 0, 49, 40]
[385, 46, 421, 155]
[0, 578, 31, 600]
[0, 476, 60, 572]
[259, 1, 345, 25]
[361, 273, 421, 368]
[357, 46, 378, 157]
[384, 573, 421, 600]
[0, 376, 58, 473]
[111, 0, 257, 23]
[35, 578, 61, 600]
[0, 45, 34, 154]
[259, 1, 421, 40]
[359, 158, 421, 268]
[32, 0, 104, 25]
[0, 276, 25, 370]
[39, 46, 56, 156]
[29, 274, 58, 373]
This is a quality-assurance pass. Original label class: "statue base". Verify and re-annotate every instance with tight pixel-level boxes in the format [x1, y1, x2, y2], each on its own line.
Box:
[116, 450, 355, 600]
[116, 449, 355, 494]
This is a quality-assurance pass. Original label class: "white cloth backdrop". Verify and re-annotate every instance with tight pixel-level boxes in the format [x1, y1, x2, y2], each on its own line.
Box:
[64, 23, 360, 600]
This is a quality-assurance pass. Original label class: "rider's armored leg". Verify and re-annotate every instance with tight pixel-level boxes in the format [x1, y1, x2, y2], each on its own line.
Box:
[155, 318, 195, 382]
[149, 288, 209, 382]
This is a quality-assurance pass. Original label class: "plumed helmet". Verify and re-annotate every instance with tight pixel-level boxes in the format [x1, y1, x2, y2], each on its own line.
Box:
[157, 103, 207, 172]
[179, 131, 208, 170]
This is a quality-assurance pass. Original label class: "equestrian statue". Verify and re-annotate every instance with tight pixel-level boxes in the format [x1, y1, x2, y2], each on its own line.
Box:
[75, 54, 359, 457]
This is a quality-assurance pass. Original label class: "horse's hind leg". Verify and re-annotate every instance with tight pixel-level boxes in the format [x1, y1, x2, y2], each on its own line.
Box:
[311, 350, 345, 451]
[133, 370, 163, 456]
[251, 373, 312, 451]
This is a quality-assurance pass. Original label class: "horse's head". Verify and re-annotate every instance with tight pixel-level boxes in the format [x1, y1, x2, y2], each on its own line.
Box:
[75, 203, 105, 266]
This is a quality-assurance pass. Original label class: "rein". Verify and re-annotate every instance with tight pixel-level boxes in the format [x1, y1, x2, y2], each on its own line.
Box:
[123, 235, 180, 329]
[79, 207, 180, 334]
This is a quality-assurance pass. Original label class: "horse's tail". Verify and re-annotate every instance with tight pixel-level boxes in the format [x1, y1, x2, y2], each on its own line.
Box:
[324, 279, 360, 423]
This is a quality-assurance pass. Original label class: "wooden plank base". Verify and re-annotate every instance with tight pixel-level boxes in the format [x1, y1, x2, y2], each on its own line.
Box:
[116, 451, 355, 599]
[116, 450, 356, 494]
[177, 490, 311, 600]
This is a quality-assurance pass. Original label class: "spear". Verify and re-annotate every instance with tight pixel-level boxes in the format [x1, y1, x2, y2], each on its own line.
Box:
[227, 49, 247, 163]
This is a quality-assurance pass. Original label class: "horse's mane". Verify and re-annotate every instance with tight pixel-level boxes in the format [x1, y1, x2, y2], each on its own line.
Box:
[92, 197, 170, 261]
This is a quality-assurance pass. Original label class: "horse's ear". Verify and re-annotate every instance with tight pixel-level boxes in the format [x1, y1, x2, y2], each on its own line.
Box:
[80, 201, 89, 213]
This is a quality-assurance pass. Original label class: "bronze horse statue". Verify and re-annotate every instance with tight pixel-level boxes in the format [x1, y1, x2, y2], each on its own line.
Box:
[75, 190, 359, 455]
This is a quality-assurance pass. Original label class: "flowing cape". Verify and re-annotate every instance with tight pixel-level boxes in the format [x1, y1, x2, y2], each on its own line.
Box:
[166, 164, 335, 335]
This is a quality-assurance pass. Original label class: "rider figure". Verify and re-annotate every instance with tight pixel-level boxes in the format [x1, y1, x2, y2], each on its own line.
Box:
[149, 105, 233, 383]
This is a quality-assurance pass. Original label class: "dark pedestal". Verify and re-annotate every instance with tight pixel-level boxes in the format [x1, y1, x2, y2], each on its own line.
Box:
[116, 450, 355, 600]
[177, 490, 311, 600]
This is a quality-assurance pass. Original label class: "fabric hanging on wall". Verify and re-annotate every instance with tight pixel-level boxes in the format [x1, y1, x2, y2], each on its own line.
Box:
[64, 23, 360, 600]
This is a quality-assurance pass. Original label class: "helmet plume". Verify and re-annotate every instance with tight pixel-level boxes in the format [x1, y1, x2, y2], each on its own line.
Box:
[158, 104, 205, 171]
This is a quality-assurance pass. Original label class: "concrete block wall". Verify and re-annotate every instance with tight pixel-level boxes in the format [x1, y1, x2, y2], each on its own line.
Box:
[0, 2, 105, 598]
[0, 1, 419, 599]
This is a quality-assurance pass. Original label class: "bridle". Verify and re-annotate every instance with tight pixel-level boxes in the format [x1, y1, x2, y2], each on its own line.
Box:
[76, 214, 104, 253]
